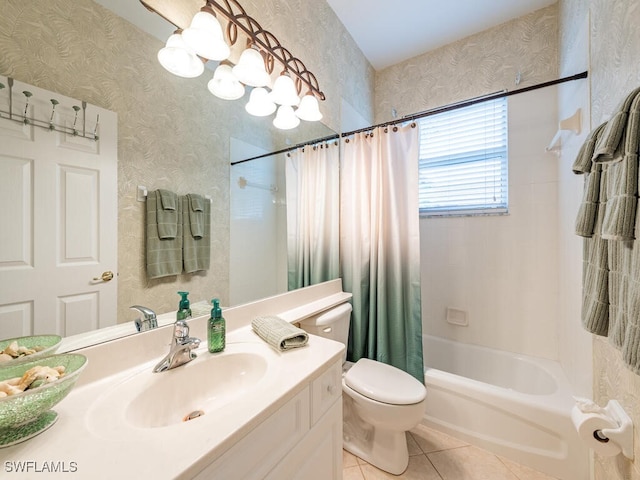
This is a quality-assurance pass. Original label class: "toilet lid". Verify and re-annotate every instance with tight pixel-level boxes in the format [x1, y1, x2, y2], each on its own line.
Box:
[344, 358, 426, 405]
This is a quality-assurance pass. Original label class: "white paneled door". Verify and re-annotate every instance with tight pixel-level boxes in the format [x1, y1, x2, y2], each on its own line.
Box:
[0, 79, 117, 338]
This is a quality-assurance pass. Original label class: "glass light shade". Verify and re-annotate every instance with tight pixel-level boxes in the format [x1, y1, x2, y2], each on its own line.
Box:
[273, 105, 300, 130]
[295, 94, 323, 121]
[157, 33, 204, 78]
[245, 87, 276, 116]
[182, 11, 230, 61]
[232, 48, 271, 87]
[269, 74, 300, 106]
[208, 64, 245, 100]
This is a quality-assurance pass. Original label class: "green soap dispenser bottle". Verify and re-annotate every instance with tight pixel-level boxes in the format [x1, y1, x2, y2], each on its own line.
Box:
[177, 291, 192, 321]
[208, 298, 225, 353]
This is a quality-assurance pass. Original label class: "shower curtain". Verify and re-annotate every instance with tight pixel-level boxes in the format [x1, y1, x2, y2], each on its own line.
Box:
[340, 124, 424, 381]
[285, 143, 340, 290]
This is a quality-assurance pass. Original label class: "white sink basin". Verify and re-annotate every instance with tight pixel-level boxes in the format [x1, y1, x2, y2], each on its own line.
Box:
[127, 351, 267, 428]
[87, 342, 277, 436]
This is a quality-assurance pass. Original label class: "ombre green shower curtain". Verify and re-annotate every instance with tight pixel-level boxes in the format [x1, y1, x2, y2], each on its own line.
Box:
[340, 125, 424, 381]
[285, 143, 341, 289]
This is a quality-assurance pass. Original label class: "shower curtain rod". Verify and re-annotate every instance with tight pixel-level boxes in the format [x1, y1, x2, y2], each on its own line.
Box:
[231, 133, 339, 166]
[231, 70, 588, 166]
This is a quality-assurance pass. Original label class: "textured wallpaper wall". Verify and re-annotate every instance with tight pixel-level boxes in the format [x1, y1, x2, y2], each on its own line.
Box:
[0, 0, 374, 325]
[374, 5, 559, 124]
[559, 1, 640, 478]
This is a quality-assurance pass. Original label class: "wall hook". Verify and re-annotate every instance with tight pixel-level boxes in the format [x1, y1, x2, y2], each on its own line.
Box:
[93, 113, 100, 141]
[22, 90, 32, 124]
[72, 105, 80, 135]
[49, 99, 59, 130]
[82, 100, 87, 136]
[7, 77, 14, 119]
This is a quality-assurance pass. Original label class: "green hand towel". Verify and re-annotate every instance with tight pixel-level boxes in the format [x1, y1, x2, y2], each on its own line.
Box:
[146, 190, 183, 279]
[182, 195, 210, 273]
[251, 316, 309, 351]
[156, 189, 178, 239]
[187, 193, 205, 239]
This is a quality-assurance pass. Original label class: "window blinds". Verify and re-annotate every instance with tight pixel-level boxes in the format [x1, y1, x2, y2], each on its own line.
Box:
[418, 97, 508, 216]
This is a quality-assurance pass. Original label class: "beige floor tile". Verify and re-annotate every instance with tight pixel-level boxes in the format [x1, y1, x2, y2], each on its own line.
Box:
[359, 454, 442, 480]
[499, 456, 559, 480]
[410, 424, 469, 453]
[344, 449, 360, 468]
[407, 431, 423, 456]
[428, 445, 518, 480]
[343, 465, 366, 480]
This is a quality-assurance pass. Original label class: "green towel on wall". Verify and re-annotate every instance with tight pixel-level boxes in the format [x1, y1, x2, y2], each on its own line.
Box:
[187, 193, 205, 239]
[146, 190, 183, 279]
[182, 195, 210, 273]
[573, 85, 640, 375]
[156, 189, 178, 239]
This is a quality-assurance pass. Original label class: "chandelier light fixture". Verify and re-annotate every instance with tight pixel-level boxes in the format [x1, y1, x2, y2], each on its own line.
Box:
[141, 0, 325, 129]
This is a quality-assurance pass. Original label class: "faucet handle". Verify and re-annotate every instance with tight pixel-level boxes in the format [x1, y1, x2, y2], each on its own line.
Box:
[130, 305, 158, 332]
[173, 319, 189, 341]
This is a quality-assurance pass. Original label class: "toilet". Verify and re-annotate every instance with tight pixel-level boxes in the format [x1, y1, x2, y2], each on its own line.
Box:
[299, 302, 427, 475]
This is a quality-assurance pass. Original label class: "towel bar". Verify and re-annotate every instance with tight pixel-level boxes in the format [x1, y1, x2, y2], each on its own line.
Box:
[137, 186, 212, 203]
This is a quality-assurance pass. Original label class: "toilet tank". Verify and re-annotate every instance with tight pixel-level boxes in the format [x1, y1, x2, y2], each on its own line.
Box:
[299, 303, 352, 362]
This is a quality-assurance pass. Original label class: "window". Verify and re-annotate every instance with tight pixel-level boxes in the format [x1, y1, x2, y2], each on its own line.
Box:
[418, 97, 508, 216]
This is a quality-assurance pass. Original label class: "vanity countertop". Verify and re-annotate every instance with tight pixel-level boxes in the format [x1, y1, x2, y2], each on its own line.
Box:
[2, 326, 343, 479]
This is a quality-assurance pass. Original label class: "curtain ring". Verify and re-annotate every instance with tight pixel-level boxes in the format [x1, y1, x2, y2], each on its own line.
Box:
[384, 127, 388, 133]
[393, 126, 398, 132]
[287, 152, 291, 157]
[411, 122, 416, 128]
[345, 138, 350, 143]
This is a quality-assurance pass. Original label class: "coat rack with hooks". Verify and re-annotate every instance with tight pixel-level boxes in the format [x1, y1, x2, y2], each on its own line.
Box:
[0, 77, 99, 141]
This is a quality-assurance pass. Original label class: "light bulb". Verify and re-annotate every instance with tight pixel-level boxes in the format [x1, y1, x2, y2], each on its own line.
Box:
[273, 105, 300, 130]
[157, 33, 204, 78]
[295, 94, 322, 121]
[232, 47, 271, 87]
[182, 10, 230, 61]
[208, 64, 245, 100]
[269, 73, 300, 106]
[245, 87, 276, 116]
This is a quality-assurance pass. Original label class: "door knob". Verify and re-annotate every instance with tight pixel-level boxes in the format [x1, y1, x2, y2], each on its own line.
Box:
[93, 271, 114, 282]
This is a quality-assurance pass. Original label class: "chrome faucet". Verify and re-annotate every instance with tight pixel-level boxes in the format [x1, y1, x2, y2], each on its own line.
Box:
[130, 305, 158, 332]
[153, 319, 201, 373]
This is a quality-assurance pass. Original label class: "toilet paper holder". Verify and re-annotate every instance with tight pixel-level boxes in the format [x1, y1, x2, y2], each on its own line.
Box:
[596, 400, 634, 460]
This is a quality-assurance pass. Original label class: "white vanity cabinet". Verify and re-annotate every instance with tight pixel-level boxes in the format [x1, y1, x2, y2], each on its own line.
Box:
[194, 360, 343, 480]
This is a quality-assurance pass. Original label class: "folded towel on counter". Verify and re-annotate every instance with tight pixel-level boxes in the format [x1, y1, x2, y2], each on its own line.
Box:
[182, 195, 210, 273]
[146, 190, 183, 279]
[156, 189, 179, 239]
[187, 193, 205, 239]
[251, 316, 309, 351]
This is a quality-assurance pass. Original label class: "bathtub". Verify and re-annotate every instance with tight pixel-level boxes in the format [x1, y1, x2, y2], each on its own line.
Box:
[422, 335, 589, 480]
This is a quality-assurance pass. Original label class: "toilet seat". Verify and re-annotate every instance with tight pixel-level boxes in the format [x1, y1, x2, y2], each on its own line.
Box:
[344, 358, 426, 405]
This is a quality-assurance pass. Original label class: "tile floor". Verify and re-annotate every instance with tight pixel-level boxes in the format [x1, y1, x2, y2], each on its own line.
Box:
[342, 424, 559, 480]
